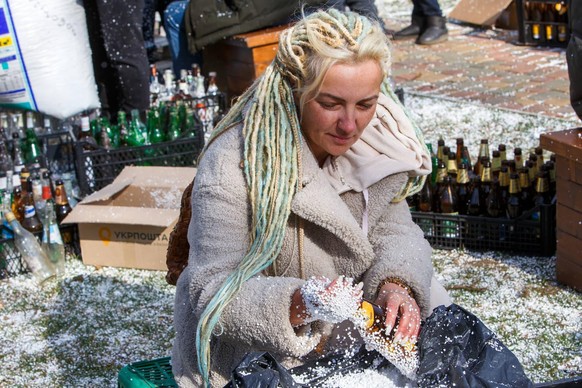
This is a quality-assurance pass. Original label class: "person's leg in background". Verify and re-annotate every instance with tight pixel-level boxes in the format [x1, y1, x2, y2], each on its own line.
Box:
[327, 0, 387, 31]
[566, 0, 582, 120]
[393, 0, 448, 45]
[90, 0, 150, 119]
[143, 0, 160, 63]
[164, 1, 202, 76]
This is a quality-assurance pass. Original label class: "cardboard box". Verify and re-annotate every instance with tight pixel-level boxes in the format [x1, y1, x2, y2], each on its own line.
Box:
[449, 0, 514, 27]
[63, 166, 196, 271]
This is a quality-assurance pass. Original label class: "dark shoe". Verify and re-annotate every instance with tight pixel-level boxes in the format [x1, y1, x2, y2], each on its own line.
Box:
[393, 15, 425, 41]
[417, 16, 448, 45]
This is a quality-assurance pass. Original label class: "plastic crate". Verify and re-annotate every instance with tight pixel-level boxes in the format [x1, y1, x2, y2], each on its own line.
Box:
[411, 203, 556, 256]
[0, 224, 80, 279]
[118, 357, 177, 388]
[75, 131, 204, 196]
[516, 0, 570, 48]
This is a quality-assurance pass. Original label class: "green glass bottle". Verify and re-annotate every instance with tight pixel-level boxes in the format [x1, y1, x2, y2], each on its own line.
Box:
[427, 143, 438, 187]
[98, 116, 119, 148]
[147, 109, 166, 144]
[128, 109, 149, 147]
[24, 115, 42, 165]
[117, 111, 129, 147]
[167, 107, 182, 141]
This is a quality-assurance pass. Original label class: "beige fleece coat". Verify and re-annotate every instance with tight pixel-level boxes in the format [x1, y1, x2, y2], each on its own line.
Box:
[172, 124, 435, 387]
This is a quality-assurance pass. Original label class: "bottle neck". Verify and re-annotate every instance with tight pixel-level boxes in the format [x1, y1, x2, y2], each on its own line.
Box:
[509, 178, 520, 194]
[54, 184, 69, 205]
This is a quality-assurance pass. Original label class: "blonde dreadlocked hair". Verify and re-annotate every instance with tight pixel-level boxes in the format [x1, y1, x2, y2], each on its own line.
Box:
[195, 9, 422, 386]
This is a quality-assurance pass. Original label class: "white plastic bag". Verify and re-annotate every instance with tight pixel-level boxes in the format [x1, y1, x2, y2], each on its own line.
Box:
[0, 0, 99, 119]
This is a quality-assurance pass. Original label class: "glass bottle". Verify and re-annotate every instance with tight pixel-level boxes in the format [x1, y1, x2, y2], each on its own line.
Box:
[491, 150, 502, 179]
[498, 144, 507, 163]
[439, 175, 459, 237]
[167, 107, 182, 141]
[461, 146, 472, 176]
[78, 115, 98, 150]
[433, 160, 448, 213]
[24, 114, 43, 166]
[128, 109, 149, 147]
[21, 178, 43, 233]
[519, 167, 533, 212]
[456, 163, 470, 215]
[474, 139, 490, 177]
[54, 179, 73, 224]
[436, 138, 446, 164]
[147, 109, 166, 144]
[455, 138, 464, 167]
[117, 111, 129, 147]
[486, 179, 503, 218]
[534, 147, 544, 172]
[531, 3, 542, 41]
[556, 3, 568, 42]
[526, 160, 537, 185]
[479, 159, 493, 215]
[418, 176, 433, 213]
[98, 116, 118, 149]
[531, 171, 551, 221]
[507, 172, 522, 219]
[42, 200, 65, 277]
[446, 151, 458, 182]
[498, 165, 511, 214]
[427, 143, 438, 187]
[11, 132, 25, 174]
[5, 211, 55, 284]
[0, 135, 13, 173]
[514, 147, 524, 170]
[544, 3, 555, 41]
[12, 185, 23, 221]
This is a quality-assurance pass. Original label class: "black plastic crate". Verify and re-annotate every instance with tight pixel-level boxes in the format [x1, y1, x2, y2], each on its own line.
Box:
[0, 225, 81, 280]
[74, 131, 204, 196]
[411, 203, 556, 256]
[516, 0, 570, 47]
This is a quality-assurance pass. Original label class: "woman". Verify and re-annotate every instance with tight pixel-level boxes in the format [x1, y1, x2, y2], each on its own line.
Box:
[171, 9, 451, 387]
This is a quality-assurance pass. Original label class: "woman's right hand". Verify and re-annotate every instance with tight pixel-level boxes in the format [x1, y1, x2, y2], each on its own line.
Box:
[290, 276, 363, 327]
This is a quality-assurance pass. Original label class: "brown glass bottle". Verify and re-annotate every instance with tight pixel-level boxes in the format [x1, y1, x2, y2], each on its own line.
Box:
[456, 163, 470, 215]
[12, 185, 24, 221]
[54, 179, 72, 223]
[359, 300, 387, 335]
[436, 138, 446, 164]
[439, 176, 458, 214]
[518, 167, 534, 212]
[455, 138, 464, 167]
[54, 179, 73, 244]
[535, 147, 544, 173]
[461, 146, 472, 174]
[480, 159, 493, 215]
[531, 171, 551, 221]
[498, 144, 507, 163]
[433, 160, 448, 213]
[531, 3, 542, 41]
[498, 165, 511, 214]
[446, 151, 458, 181]
[21, 178, 43, 232]
[486, 179, 503, 218]
[491, 150, 502, 179]
[507, 172, 522, 219]
[467, 176, 482, 216]
[418, 176, 433, 213]
[514, 147, 524, 170]
[545, 160, 556, 198]
[526, 160, 537, 185]
[544, 3, 556, 41]
[474, 139, 490, 177]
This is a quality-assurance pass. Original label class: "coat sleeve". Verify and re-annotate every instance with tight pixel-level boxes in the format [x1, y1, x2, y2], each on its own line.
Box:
[362, 174, 434, 318]
[180, 129, 323, 358]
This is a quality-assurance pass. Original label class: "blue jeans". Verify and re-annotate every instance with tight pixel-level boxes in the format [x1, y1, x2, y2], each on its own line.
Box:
[164, 1, 202, 75]
[412, 0, 443, 17]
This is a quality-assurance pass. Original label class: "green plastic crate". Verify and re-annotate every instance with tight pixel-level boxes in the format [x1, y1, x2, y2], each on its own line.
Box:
[118, 357, 177, 388]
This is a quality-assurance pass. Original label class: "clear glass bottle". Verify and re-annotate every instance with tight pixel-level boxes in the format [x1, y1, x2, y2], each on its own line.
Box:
[42, 200, 65, 277]
[5, 211, 55, 284]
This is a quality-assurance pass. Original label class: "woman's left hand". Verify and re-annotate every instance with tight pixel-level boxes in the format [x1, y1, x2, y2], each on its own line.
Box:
[375, 282, 421, 343]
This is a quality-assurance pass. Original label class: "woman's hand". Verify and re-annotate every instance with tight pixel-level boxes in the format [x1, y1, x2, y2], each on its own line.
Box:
[375, 282, 421, 342]
[290, 276, 363, 327]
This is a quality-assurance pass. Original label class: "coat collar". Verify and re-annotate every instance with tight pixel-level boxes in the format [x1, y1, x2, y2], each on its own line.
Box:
[291, 140, 375, 260]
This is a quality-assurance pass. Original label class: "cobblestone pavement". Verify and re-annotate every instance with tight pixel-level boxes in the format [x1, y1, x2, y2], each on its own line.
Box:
[386, 21, 578, 122]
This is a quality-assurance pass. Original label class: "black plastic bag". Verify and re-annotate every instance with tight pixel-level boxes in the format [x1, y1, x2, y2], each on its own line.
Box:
[223, 351, 301, 388]
[417, 304, 533, 388]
